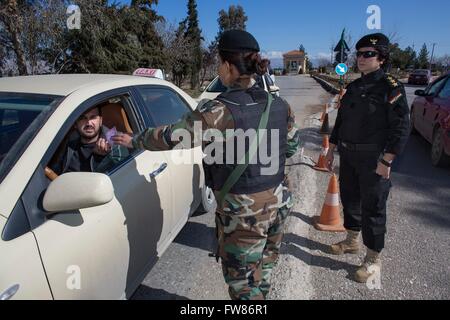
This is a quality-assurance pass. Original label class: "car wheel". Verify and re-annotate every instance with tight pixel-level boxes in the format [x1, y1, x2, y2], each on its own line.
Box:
[195, 185, 217, 214]
[410, 108, 418, 135]
[431, 127, 450, 167]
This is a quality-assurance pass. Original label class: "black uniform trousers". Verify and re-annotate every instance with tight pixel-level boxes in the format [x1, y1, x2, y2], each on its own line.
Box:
[338, 148, 392, 252]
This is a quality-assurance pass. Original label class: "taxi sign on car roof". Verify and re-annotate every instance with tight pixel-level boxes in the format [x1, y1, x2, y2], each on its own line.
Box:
[133, 68, 164, 80]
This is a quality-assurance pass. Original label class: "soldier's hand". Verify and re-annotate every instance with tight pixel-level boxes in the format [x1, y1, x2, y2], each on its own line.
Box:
[112, 133, 133, 149]
[376, 161, 391, 179]
[325, 150, 334, 171]
[94, 138, 111, 156]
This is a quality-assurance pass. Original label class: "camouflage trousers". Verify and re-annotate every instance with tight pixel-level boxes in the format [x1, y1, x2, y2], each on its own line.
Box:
[215, 178, 293, 300]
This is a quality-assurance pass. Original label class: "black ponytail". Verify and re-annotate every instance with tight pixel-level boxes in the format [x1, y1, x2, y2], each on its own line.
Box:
[219, 51, 269, 76]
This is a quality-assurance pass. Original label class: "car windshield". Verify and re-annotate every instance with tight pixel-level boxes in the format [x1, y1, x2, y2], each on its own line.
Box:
[0, 93, 61, 182]
[206, 77, 227, 93]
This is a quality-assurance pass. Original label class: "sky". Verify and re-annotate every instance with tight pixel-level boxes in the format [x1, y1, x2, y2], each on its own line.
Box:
[117, 0, 450, 65]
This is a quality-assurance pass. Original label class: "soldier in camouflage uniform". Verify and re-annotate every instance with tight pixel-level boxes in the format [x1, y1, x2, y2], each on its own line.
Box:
[113, 30, 300, 300]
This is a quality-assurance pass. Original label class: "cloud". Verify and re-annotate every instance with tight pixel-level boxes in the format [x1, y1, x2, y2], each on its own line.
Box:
[309, 52, 332, 60]
[261, 51, 284, 59]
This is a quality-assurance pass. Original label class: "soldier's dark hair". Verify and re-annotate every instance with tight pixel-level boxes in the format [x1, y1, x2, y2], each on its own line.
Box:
[219, 51, 269, 76]
[376, 46, 390, 71]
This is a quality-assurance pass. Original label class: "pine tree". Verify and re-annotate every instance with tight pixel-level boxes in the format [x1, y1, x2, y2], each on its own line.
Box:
[185, 0, 203, 89]
[404, 46, 417, 69]
[418, 43, 429, 69]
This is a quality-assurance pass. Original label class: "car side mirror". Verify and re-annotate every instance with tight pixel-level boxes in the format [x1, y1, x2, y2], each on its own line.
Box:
[43, 172, 114, 213]
[200, 86, 206, 91]
[414, 90, 426, 96]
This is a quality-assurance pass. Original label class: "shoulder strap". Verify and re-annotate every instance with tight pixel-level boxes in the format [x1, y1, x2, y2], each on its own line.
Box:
[216, 92, 274, 206]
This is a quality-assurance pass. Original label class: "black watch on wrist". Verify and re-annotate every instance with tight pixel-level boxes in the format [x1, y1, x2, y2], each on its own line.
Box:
[379, 158, 392, 167]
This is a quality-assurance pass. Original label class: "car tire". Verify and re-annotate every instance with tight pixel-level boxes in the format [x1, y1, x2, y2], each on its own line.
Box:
[431, 127, 450, 167]
[410, 108, 418, 135]
[195, 185, 217, 214]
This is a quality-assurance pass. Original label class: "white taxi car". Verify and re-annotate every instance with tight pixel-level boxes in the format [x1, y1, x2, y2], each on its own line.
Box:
[0, 74, 215, 299]
[197, 73, 280, 101]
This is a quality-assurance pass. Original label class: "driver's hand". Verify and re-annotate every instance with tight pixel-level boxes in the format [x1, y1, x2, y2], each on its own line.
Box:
[94, 138, 111, 156]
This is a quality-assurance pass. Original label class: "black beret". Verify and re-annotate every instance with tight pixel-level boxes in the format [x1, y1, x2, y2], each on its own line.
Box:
[356, 33, 390, 50]
[218, 30, 260, 53]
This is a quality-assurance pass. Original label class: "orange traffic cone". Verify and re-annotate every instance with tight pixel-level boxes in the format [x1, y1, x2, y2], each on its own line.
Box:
[314, 135, 330, 172]
[319, 113, 331, 135]
[320, 103, 328, 122]
[314, 174, 346, 232]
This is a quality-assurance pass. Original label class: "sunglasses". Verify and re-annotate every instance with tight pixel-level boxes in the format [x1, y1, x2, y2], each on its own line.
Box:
[356, 51, 379, 58]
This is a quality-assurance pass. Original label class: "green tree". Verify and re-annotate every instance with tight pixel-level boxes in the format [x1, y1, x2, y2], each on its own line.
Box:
[185, 0, 203, 89]
[215, 5, 247, 45]
[128, 0, 165, 69]
[60, 0, 164, 74]
[171, 19, 192, 87]
[60, 0, 116, 73]
[0, 0, 32, 75]
[417, 43, 429, 69]
[403, 46, 417, 69]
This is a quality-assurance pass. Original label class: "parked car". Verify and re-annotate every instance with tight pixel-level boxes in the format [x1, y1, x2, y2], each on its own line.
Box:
[408, 69, 432, 85]
[410, 74, 450, 167]
[0, 74, 215, 299]
[197, 73, 280, 102]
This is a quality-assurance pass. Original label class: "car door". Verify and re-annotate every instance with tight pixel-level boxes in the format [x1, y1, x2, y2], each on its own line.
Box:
[134, 86, 203, 237]
[422, 77, 448, 141]
[434, 77, 450, 133]
[0, 214, 52, 300]
[30, 90, 173, 299]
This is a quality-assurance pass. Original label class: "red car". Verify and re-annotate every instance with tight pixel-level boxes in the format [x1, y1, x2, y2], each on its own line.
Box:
[411, 74, 450, 167]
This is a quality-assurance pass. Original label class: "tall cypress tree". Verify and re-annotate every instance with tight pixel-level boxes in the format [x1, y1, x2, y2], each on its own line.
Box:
[185, 0, 202, 89]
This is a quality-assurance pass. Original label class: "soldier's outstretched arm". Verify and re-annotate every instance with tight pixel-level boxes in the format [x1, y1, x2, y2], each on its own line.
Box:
[115, 100, 233, 151]
[131, 111, 205, 151]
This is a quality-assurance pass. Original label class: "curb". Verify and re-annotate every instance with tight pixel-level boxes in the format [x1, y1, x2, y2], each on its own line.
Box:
[311, 75, 340, 95]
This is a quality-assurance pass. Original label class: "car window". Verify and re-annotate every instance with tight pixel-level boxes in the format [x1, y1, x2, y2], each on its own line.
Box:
[426, 77, 447, 96]
[0, 93, 61, 183]
[46, 95, 137, 178]
[437, 78, 450, 99]
[206, 77, 227, 93]
[137, 87, 191, 127]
